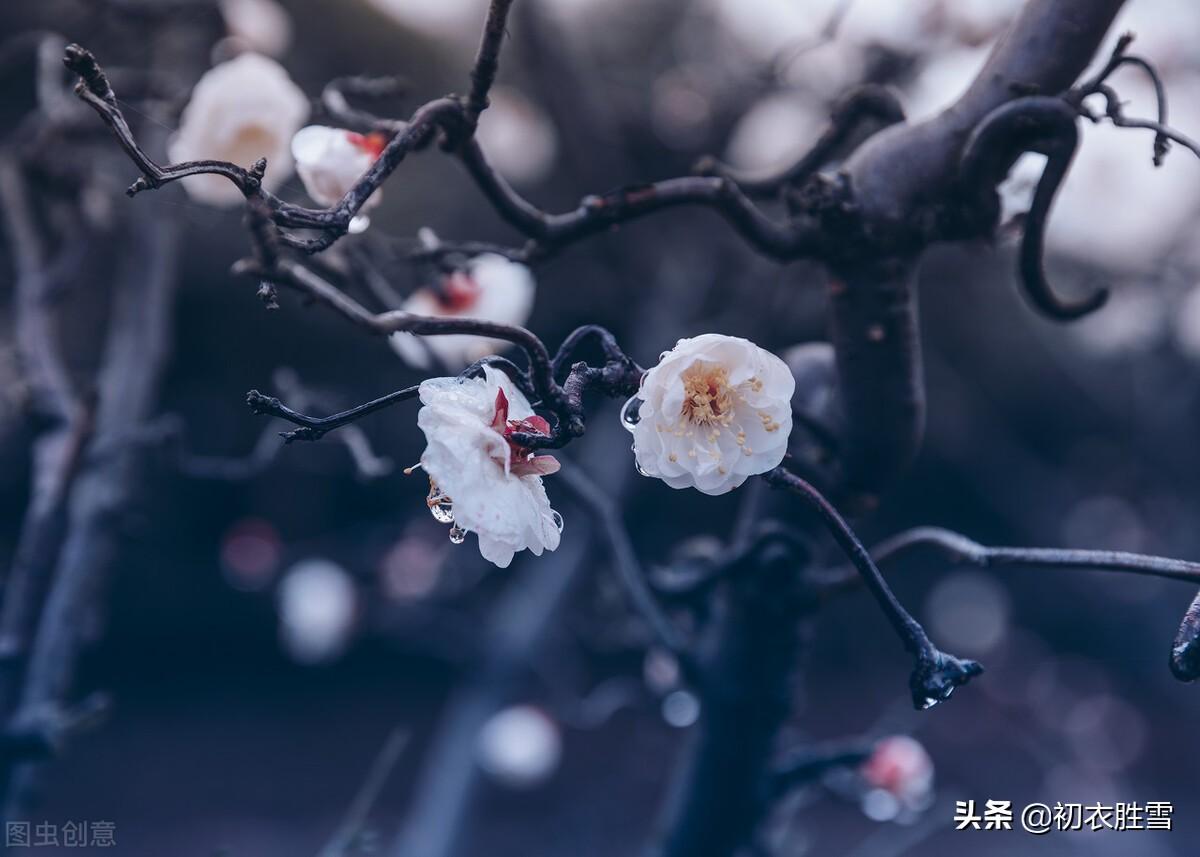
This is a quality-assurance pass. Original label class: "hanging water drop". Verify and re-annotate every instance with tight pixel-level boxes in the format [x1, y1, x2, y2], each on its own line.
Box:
[426, 480, 455, 524]
[919, 697, 939, 711]
[551, 510, 564, 533]
[634, 459, 650, 477]
[448, 524, 466, 545]
[620, 396, 643, 430]
[348, 214, 371, 234]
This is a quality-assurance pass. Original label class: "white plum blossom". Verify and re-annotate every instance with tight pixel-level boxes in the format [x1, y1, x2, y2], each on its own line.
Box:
[628, 334, 793, 495]
[168, 53, 309, 207]
[390, 254, 537, 370]
[416, 366, 562, 568]
[291, 125, 387, 215]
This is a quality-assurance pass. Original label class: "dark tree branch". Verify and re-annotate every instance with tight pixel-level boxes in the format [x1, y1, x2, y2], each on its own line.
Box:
[694, 84, 905, 197]
[454, 138, 822, 260]
[810, 525, 1200, 686]
[246, 385, 420, 443]
[826, 526, 1200, 588]
[764, 469, 981, 709]
[657, 533, 812, 857]
[1086, 83, 1200, 162]
[317, 728, 409, 857]
[235, 255, 565, 405]
[1171, 593, 1200, 682]
[3, 184, 180, 814]
[0, 158, 98, 733]
[823, 259, 924, 498]
[463, 0, 515, 129]
[960, 96, 1107, 320]
[557, 465, 701, 682]
[321, 75, 407, 134]
[770, 739, 875, 797]
[388, 533, 590, 857]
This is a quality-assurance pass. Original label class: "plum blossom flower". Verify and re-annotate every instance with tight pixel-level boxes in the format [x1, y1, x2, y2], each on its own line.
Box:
[291, 125, 387, 220]
[390, 254, 536, 370]
[168, 53, 308, 207]
[627, 334, 793, 495]
[416, 366, 562, 568]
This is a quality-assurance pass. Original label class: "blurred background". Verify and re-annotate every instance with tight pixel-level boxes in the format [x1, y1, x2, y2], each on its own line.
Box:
[2, 0, 1200, 855]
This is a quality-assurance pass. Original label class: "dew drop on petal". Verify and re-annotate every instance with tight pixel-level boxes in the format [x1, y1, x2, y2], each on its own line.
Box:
[448, 524, 466, 545]
[620, 396, 643, 430]
[551, 510, 564, 533]
[348, 214, 371, 234]
[634, 459, 650, 478]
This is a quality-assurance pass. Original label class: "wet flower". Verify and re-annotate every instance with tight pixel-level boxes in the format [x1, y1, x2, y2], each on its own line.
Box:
[390, 254, 536, 370]
[627, 334, 794, 495]
[291, 125, 388, 215]
[416, 366, 562, 568]
[168, 53, 309, 207]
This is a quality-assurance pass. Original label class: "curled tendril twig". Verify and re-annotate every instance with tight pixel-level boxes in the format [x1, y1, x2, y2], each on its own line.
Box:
[960, 95, 1107, 321]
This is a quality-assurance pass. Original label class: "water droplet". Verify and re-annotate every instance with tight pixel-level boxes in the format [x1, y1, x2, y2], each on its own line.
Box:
[634, 459, 649, 478]
[551, 510, 564, 533]
[919, 685, 955, 710]
[348, 214, 371, 234]
[427, 481, 455, 524]
[619, 396, 643, 430]
[448, 525, 466, 545]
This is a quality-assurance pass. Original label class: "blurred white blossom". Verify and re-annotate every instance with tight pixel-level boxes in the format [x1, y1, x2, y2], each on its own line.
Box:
[628, 334, 793, 495]
[925, 572, 1010, 655]
[660, 690, 701, 728]
[277, 559, 357, 663]
[416, 366, 562, 568]
[476, 87, 559, 185]
[724, 93, 824, 175]
[860, 736, 934, 818]
[391, 255, 536, 370]
[219, 0, 292, 57]
[1172, 283, 1200, 358]
[476, 705, 562, 789]
[364, 0, 486, 41]
[169, 53, 309, 207]
[904, 44, 991, 122]
[1070, 287, 1168, 355]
